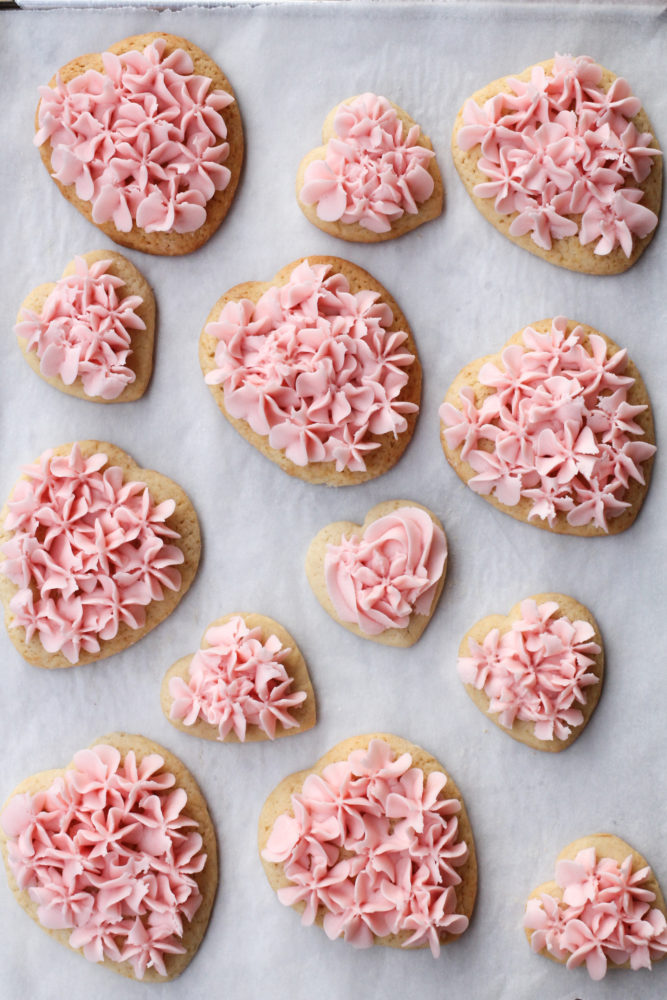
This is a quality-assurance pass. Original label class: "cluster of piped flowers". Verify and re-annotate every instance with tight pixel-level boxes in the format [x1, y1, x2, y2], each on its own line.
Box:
[168, 615, 307, 741]
[300, 93, 436, 233]
[0, 744, 206, 979]
[35, 39, 234, 234]
[439, 317, 655, 531]
[458, 599, 600, 741]
[457, 53, 660, 255]
[524, 847, 667, 980]
[261, 739, 470, 956]
[15, 257, 145, 400]
[204, 260, 417, 472]
[1, 443, 183, 663]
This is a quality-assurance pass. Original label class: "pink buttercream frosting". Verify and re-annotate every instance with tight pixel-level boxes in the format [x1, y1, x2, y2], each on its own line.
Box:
[300, 93, 436, 233]
[0, 744, 206, 979]
[439, 317, 655, 531]
[169, 615, 307, 741]
[204, 260, 418, 472]
[324, 507, 447, 635]
[15, 256, 146, 400]
[458, 598, 601, 741]
[457, 54, 661, 256]
[0, 443, 184, 663]
[524, 846, 667, 979]
[262, 738, 470, 955]
[35, 38, 235, 234]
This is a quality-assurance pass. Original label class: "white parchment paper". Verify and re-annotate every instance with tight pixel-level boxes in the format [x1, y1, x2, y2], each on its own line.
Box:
[0, 4, 665, 999]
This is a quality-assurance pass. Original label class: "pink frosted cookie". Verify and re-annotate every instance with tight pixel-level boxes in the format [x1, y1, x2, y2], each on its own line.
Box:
[458, 594, 604, 751]
[439, 317, 655, 535]
[452, 54, 662, 273]
[0, 441, 200, 668]
[259, 734, 477, 955]
[161, 612, 316, 743]
[297, 93, 443, 242]
[524, 834, 667, 980]
[34, 33, 243, 255]
[306, 500, 447, 647]
[0, 733, 217, 981]
[199, 257, 421, 485]
[15, 251, 155, 402]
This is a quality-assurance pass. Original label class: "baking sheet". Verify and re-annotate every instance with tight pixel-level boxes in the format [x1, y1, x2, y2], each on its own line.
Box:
[0, 4, 665, 999]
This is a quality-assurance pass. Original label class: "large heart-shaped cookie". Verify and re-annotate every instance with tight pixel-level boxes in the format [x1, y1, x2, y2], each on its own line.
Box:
[0, 732, 217, 981]
[15, 251, 155, 402]
[306, 500, 447, 646]
[452, 55, 662, 273]
[524, 834, 667, 980]
[259, 734, 476, 955]
[439, 317, 656, 535]
[199, 256, 421, 485]
[297, 92, 443, 242]
[161, 612, 316, 743]
[0, 440, 200, 668]
[458, 593, 604, 751]
[35, 33, 244, 255]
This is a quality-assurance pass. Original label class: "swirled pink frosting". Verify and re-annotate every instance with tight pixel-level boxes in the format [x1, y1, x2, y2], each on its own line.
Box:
[169, 615, 307, 741]
[35, 39, 235, 234]
[524, 846, 667, 979]
[262, 738, 469, 955]
[15, 256, 145, 400]
[0, 744, 206, 979]
[0, 443, 184, 663]
[439, 317, 655, 531]
[300, 93, 435, 233]
[458, 599, 601, 741]
[204, 260, 418, 472]
[324, 507, 446, 635]
[457, 54, 661, 255]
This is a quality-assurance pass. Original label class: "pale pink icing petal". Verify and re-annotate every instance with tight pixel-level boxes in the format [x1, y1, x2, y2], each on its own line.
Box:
[204, 260, 418, 473]
[262, 739, 469, 955]
[0, 745, 206, 979]
[301, 93, 435, 231]
[440, 318, 655, 531]
[35, 39, 235, 235]
[458, 54, 661, 256]
[524, 847, 667, 979]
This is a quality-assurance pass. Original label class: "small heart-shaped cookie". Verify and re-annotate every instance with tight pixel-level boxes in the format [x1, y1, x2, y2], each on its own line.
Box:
[161, 612, 316, 743]
[439, 317, 655, 535]
[0, 440, 200, 667]
[297, 92, 443, 242]
[0, 732, 217, 981]
[524, 834, 667, 979]
[452, 55, 662, 273]
[15, 251, 155, 402]
[200, 257, 421, 485]
[35, 33, 244, 255]
[306, 500, 447, 646]
[458, 593, 604, 751]
[259, 734, 476, 955]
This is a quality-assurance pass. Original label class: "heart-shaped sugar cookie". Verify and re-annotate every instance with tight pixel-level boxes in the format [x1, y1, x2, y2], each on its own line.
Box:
[306, 500, 447, 646]
[452, 55, 662, 273]
[0, 732, 217, 982]
[524, 834, 667, 979]
[161, 612, 316, 743]
[259, 733, 476, 955]
[0, 440, 200, 668]
[458, 593, 604, 751]
[199, 257, 421, 485]
[35, 33, 243, 255]
[439, 317, 655, 535]
[15, 251, 155, 402]
[297, 92, 443, 242]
